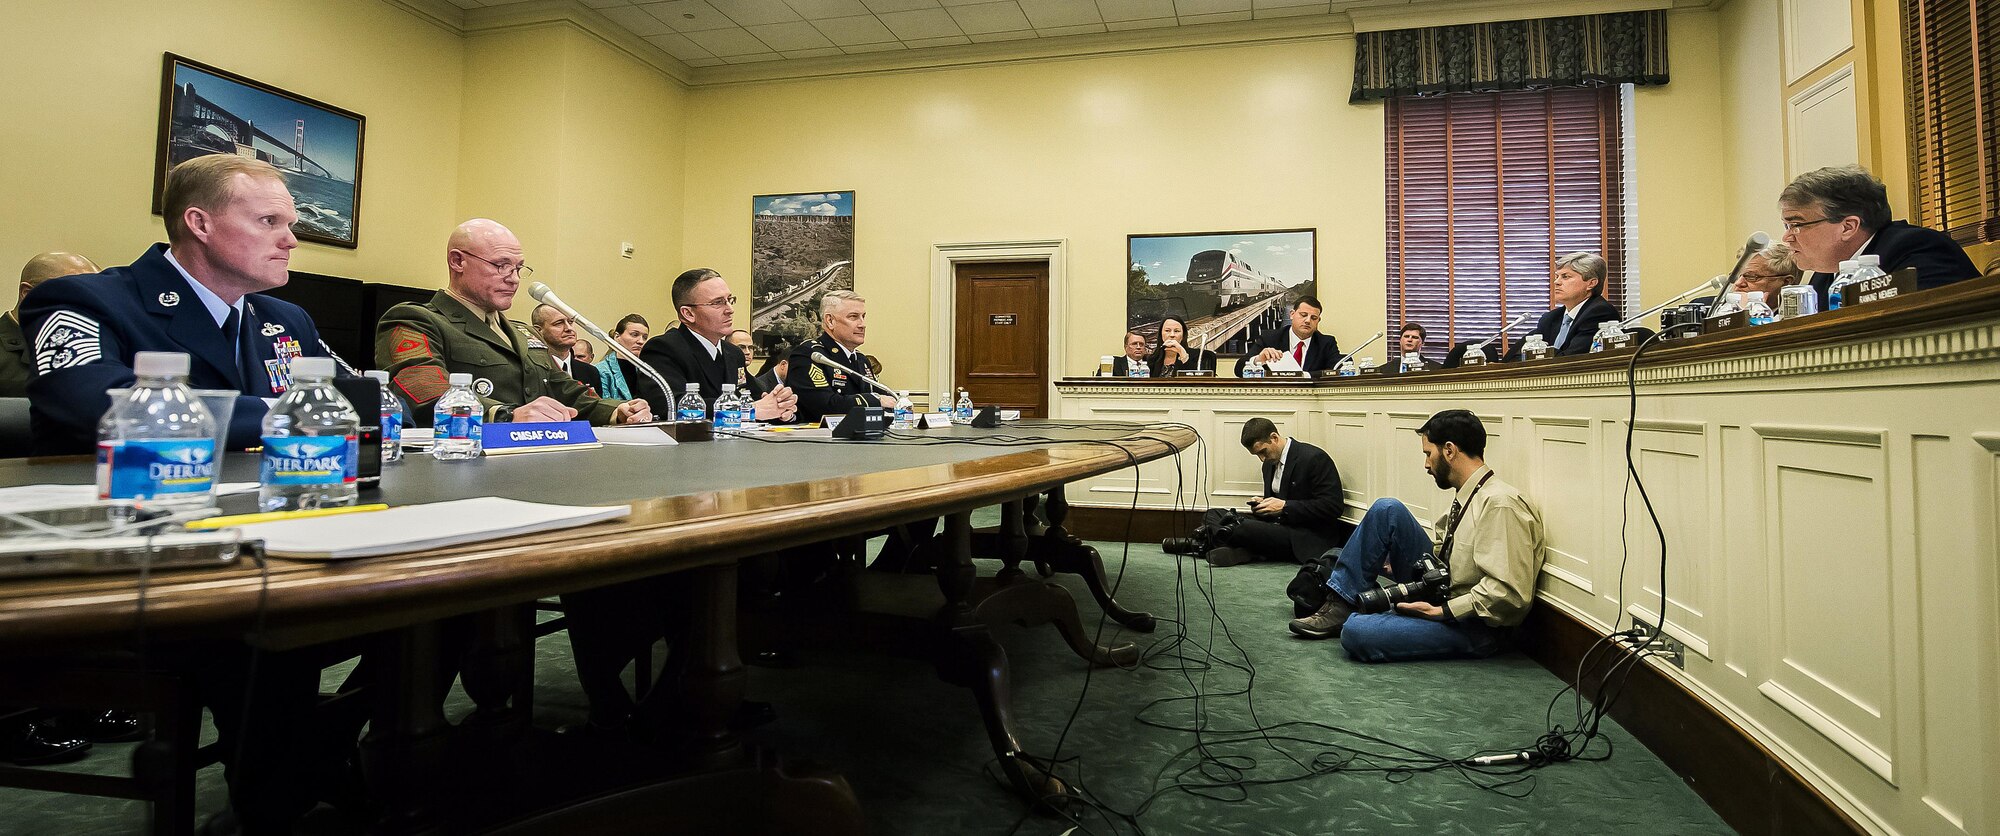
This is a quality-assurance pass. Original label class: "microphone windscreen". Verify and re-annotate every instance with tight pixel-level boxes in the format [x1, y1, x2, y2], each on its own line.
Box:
[528, 282, 553, 302]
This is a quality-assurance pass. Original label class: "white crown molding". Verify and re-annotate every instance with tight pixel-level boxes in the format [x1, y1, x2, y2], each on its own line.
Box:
[695, 15, 1356, 87]
[380, 0, 1718, 89]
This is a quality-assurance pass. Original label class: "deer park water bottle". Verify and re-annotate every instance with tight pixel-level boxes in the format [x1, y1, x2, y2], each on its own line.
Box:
[954, 388, 974, 424]
[894, 390, 914, 428]
[96, 351, 218, 514]
[1826, 259, 1861, 310]
[715, 383, 742, 432]
[677, 383, 706, 422]
[363, 370, 404, 464]
[259, 357, 359, 512]
[432, 373, 483, 461]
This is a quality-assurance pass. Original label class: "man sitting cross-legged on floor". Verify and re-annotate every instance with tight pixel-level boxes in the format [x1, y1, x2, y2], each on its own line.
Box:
[1290, 409, 1546, 663]
[1190, 417, 1343, 567]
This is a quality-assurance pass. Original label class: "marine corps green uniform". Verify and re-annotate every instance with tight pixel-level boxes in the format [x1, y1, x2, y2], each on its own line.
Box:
[0, 311, 30, 397]
[375, 289, 622, 426]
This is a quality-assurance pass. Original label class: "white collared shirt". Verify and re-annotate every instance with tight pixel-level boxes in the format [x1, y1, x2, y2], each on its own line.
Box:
[1267, 437, 1291, 495]
[690, 328, 722, 361]
[162, 248, 242, 328]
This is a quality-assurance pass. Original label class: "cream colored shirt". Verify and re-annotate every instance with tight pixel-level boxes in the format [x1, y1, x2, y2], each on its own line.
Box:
[1433, 465, 1546, 627]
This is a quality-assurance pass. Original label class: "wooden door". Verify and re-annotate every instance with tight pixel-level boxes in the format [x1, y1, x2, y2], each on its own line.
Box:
[953, 261, 1049, 418]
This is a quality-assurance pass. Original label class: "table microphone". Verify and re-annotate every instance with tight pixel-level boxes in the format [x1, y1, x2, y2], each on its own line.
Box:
[1329, 330, 1385, 371]
[809, 351, 898, 398]
[528, 281, 671, 405]
[1469, 313, 1533, 353]
[1619, 231, 1771, 330]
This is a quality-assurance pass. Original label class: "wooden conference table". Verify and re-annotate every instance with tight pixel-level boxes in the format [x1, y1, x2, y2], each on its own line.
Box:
[0, 421, 1195, 833]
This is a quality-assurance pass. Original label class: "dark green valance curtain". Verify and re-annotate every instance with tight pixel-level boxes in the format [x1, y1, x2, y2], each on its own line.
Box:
[1351, 10, 1670, 103]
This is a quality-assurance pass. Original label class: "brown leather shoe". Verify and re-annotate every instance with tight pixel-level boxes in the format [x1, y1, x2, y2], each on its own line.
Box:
[1288, 596, 1352, 639]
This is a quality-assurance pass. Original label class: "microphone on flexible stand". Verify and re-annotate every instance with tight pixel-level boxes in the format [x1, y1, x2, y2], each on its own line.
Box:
[1469, 313, 1533, 353]
[1328, 331, 1385, 372]
[528, 282, 670, 405]
[1619, 231, 1770, 330]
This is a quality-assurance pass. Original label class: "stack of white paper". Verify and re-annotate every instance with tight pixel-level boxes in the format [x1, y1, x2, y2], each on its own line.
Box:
[238, 497, 630, 560]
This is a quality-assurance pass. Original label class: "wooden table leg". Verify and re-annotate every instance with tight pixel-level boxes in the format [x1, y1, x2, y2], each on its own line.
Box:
[359, 621, 451, 835]
[1032, 486, 1157, 632]
[667, 564, 747, 768]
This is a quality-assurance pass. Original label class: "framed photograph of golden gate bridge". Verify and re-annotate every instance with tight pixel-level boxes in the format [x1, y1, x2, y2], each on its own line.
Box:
[152, 53, 366, 248]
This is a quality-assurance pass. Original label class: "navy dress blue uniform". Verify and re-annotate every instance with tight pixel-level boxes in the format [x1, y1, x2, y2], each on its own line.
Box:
[785, 332, 877, 424]
[637, 325, 771, 411]
[20, 243, 330, 455]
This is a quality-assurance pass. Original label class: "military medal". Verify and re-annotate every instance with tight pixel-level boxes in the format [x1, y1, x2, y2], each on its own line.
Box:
[264, 335, 304, 393]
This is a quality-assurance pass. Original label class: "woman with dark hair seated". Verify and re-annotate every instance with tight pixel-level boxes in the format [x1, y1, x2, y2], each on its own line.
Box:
[1149, 316, 1218, 376]
[596, 313, 649, 400]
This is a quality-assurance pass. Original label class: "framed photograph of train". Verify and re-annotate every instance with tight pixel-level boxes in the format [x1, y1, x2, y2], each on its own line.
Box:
[1127, 228, 1317, 357]
[153, 53, 366, 248]
[750, 191, 855, 354]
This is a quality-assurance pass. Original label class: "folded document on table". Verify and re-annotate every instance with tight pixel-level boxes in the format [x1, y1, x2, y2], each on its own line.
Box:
[238, 497, 631, 560]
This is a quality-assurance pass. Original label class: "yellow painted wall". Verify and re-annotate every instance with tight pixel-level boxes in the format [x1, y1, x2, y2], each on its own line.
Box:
[684, 16, 1735, 388]
[1717, 0, 1788, 243]
[458, 25, 687, 328]
[0, 0, 464, 295]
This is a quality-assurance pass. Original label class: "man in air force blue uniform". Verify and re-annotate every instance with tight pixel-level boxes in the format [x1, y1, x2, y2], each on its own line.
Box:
[21, 155, 330, 455]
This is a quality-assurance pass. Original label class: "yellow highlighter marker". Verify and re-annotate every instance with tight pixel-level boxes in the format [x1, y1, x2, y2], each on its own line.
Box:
[185, 503, 391, 531]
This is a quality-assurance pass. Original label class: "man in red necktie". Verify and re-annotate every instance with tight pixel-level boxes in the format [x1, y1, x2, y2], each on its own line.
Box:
[1237, 296, 1341, 375]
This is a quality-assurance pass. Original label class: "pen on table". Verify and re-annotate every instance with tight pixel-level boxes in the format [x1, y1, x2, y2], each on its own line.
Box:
[184, 504, 391, 531]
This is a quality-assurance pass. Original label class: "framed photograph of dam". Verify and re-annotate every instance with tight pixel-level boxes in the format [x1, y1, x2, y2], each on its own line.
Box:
[153, 53, 366, 248]
[749, 191, 855, 353]
[1127, 228, 1317, 357]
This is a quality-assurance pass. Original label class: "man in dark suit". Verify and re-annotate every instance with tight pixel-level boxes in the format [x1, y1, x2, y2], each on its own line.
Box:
[21, 156, 336, 455]
[1390, 321, 1441, 372]
[2, 252, 100, 398]
[787, 289, 896, 423]
[1236, 296, 1340, 375]
[639, 269, 796, 421]
[531, 303, 602, 395]
[1110, 330, 1148, 375]
[1512, 252, 1620, 359]
[1779, 166, 1980, 310]
[1196, 417, 1344, 567]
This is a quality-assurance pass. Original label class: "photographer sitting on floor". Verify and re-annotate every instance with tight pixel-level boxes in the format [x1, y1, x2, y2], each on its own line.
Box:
[1289, 409, 1546, 663]
[1166, 417, 1343, 567]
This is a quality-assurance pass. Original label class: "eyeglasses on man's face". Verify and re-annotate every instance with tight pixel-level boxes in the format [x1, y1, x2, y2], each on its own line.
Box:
[1781, 217, 1836, 233]
[689, 295, 737, 310]
[461, 249, 534, 279]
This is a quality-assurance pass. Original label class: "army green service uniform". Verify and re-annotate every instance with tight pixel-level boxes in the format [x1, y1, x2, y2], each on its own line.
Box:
[375, 290, 623, 426]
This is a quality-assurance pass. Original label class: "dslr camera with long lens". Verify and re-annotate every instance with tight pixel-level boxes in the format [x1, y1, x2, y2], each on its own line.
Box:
[1356, 555, 1450, 613]
[1162, 510, 1243, 556]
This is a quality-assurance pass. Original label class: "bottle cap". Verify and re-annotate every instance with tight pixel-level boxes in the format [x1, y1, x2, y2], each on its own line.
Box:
[721, 384, 735, 392]
[449, 372, 473, 386]
[364, 370, 389, 383]
[291, 357, 336, 378]
[685, 383, 699, 392]
[133, 351, 190, 377]
[1839, 259, 1859, 271]
[1857, 254, 1880, 266]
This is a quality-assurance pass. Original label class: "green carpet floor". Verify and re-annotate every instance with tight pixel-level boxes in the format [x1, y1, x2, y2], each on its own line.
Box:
[1, 524, 1731, 835]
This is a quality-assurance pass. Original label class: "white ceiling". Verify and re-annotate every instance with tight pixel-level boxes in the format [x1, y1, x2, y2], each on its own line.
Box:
[445, 0, 1343, 66]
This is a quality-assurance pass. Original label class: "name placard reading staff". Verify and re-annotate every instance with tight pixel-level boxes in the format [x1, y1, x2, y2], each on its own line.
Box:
[481, 421, 601, 454]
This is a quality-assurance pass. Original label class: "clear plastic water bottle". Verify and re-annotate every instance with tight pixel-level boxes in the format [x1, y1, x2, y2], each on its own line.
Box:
[1243, 360, 1266, 378]
[363, 370, 404, 464]
[97, 351, 218, 515]
[714, 384, 742, 432]
[1826, 259, 1861, 310]
[954, 388, 974, 424]
[1841, 255, 1887, 309]
[894, 390, 914, 428]
[1335, 358, 1358, 377]
[259, 357, 359, 512]
[432, 372, 483, 461]
[1747, 292, 1777, 326]
[1127, 358, 1145, 378]
[677, 383, 706, 422]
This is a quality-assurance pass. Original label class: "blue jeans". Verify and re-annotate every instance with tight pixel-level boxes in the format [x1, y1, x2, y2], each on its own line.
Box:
[1327, 498, 1508, 663]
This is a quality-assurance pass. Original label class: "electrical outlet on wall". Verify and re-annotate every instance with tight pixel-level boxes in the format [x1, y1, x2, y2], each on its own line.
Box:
[1629, 614, 1686, 669]
[620, 242, 635, 259]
